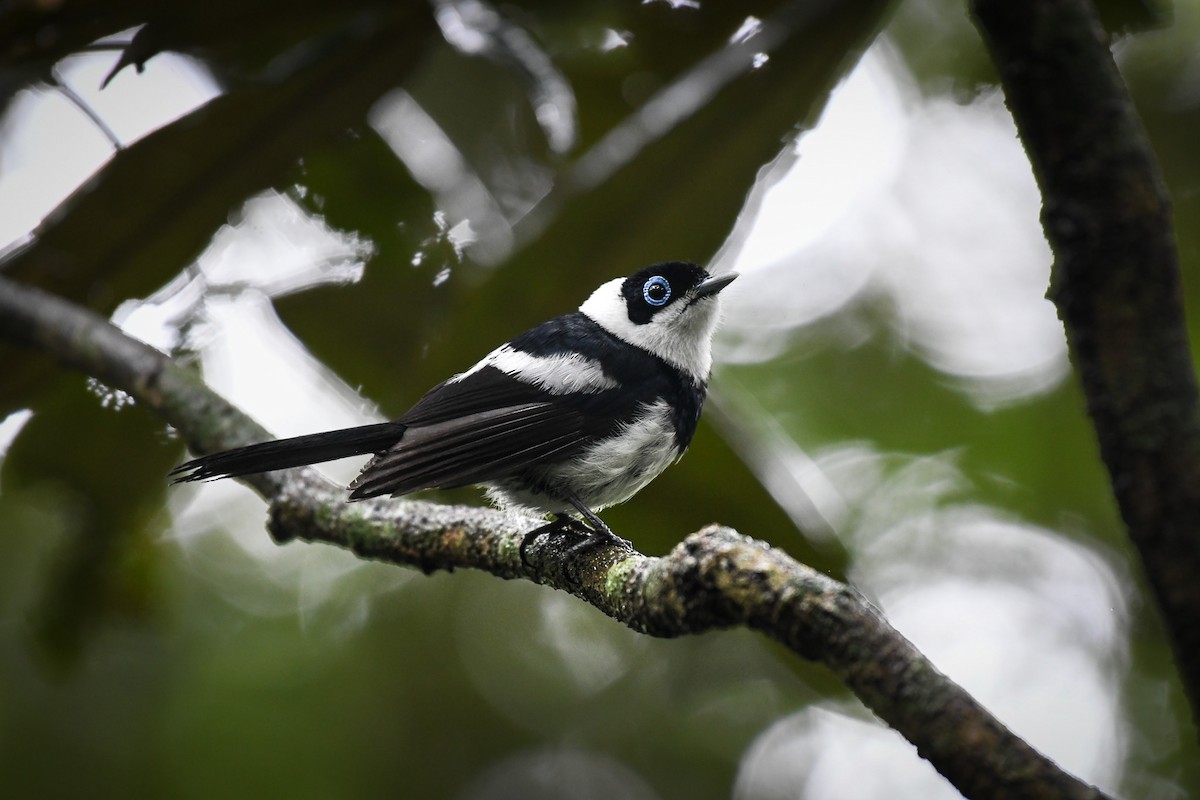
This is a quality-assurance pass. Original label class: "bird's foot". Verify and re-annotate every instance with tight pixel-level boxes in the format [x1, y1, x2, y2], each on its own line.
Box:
[565, 523, 632, 554]
[520, 515, 579, 567]
[520, 512, 630, 568]
[566, 497, 632, 551]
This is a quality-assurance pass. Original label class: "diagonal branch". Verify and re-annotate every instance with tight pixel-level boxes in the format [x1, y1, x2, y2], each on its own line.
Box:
[972, 0, 1200, 721]
[0, 273, 1112, 800]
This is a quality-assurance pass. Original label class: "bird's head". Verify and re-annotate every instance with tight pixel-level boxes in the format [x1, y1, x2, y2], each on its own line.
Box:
[579, 261, 738, 381]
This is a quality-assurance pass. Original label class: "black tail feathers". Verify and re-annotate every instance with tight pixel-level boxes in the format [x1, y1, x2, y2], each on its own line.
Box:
[170, 422, 407, 483]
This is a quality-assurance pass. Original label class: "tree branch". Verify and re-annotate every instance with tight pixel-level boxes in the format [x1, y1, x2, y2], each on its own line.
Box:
[0, 273, 1112, 800]
[972, 0, 1200, 721]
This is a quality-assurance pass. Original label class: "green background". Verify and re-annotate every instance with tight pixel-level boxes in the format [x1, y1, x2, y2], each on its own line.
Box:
[1, 1, 1197, 797]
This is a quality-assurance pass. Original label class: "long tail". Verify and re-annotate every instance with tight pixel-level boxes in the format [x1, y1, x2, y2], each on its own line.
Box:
[170, 422, 407, 483]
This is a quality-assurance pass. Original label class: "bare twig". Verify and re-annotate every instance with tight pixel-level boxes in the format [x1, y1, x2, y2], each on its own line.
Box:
[972, 0, 1200, 720]
[0, 273, 1111, 800]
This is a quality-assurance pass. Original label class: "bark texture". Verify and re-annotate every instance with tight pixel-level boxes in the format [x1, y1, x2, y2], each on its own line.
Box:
[973, 0, 1200, 717]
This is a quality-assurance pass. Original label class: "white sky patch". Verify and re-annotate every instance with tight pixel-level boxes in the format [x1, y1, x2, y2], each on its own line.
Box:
[643, 0, 700, 9]
[0, 50, 220, 250]
[730, 16, 763, 45]
[599, 29, 632, 52]
[447, 218, 477, 254]
[750, 50, 907, 258]
[195, 190, 371, 292]
[872, 91, 1066, 405]
[0, 410, 34, 465]
[111, 189, 370, 361]
[369, 89, 512, 263]
[180, 192, 382, 452]
[718, 41, 1067, 408]
[162, 190, 387, 589]
[0, 45, 385, 612]
[195, 294, 382, 445]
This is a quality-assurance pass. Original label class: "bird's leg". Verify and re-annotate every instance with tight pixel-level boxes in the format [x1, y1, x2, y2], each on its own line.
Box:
[520, 499, 632, 567]
[566, 496, 632, 550]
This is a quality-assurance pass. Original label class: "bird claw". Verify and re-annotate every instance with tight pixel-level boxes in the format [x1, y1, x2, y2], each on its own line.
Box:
[520, 516, 573, 567]
[520, 514, 630, 568]
[562, 523, 630, 556]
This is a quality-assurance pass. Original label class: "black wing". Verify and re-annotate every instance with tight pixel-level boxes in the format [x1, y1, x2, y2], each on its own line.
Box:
[347, 363, 627, 499]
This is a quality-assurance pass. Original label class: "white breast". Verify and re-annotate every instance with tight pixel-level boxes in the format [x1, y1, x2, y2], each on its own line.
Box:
[485, 399, 682, 515]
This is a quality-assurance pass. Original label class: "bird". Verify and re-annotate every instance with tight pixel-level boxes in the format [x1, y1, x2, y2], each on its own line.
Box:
[171, 261, 737, 546]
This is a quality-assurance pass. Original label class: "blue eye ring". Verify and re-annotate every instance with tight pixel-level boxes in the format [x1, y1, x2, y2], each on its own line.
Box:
[643, 276, 671, 307]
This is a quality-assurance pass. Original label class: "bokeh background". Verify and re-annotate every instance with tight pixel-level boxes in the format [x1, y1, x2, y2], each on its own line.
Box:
[1, 1, 1198, 797]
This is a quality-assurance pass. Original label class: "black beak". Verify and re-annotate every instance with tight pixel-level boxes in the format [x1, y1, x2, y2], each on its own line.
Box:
[693, 272, 738, 298]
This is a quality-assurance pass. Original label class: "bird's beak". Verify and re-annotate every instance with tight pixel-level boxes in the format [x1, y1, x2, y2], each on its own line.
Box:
[693, 272, 738, 298]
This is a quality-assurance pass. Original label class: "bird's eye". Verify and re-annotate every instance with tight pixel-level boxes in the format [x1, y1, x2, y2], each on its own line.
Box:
[643, 276, 671, 307]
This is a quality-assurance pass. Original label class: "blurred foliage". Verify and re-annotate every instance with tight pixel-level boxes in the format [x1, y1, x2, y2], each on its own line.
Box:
[1, 0, 1199, 799]
[0, 376, 172, 667]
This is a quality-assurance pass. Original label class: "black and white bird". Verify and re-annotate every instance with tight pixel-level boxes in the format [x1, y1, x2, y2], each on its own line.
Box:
[171, 261, 737, 544]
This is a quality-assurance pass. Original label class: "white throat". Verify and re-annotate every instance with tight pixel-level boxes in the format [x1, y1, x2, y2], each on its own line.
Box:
[578, 278, 719, 382]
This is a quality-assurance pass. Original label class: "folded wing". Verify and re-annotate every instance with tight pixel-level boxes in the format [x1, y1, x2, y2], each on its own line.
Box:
[347, 364, 622, 499]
